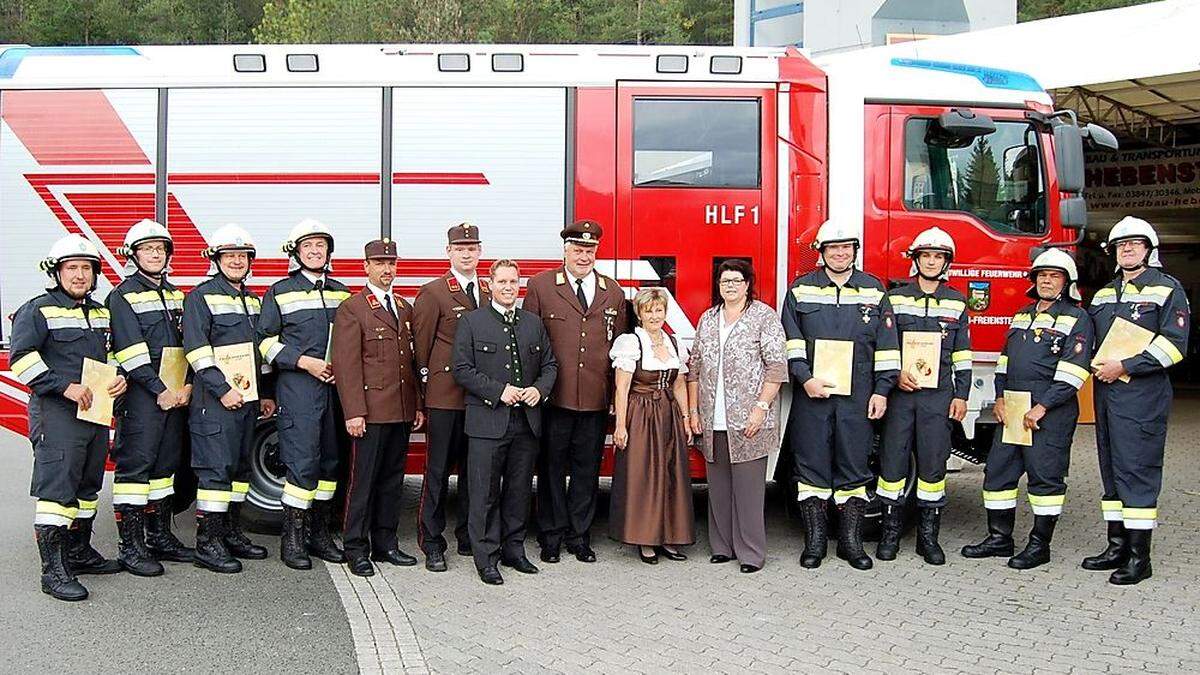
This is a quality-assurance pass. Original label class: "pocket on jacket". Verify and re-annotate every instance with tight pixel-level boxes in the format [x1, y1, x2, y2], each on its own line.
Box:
[476, 341, 497, 354]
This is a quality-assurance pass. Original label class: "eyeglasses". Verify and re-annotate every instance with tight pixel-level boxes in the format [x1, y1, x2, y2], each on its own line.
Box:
[139, 245, 168, 254]
[719, 278, 747, 287]
[1115, 240, 1145, 250]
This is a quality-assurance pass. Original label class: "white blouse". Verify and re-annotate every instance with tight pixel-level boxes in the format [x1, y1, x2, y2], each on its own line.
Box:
[609, 327, 689, 374]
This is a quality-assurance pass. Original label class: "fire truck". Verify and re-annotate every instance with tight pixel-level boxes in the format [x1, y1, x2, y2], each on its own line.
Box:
[0, 43, 1113, 524]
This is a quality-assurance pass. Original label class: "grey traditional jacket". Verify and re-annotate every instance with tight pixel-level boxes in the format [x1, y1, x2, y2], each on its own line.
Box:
[686, 300, 787, 463]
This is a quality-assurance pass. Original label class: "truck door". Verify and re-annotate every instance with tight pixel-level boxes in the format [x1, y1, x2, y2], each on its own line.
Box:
[615, 85, 777, 338]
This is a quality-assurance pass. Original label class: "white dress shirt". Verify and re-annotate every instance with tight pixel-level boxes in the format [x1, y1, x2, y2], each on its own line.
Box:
[565, 269, 596, 307]
[452, 269, 480, 306]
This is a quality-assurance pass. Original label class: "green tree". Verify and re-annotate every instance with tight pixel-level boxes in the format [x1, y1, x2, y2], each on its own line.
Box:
[1018, 0, 1157, 22]
[958, 137, 1000, 212]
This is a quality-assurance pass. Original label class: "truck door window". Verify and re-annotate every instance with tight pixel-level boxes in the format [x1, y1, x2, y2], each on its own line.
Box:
[633, 98, 760, 188]
[903, 118, 1046, 235]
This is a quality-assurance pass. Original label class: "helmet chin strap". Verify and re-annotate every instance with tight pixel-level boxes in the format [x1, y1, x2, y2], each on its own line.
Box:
[917, 269, 944, 282]
[297, 256, 328, 273]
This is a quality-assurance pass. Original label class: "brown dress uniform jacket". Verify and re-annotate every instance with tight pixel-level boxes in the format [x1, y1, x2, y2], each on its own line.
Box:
[413, 271, 492, 411]
[523, 266, 628, 411]
[332, 288, 423, 424]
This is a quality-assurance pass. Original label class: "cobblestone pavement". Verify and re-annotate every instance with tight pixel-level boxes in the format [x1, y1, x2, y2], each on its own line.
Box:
[365, 399, 1200, 674]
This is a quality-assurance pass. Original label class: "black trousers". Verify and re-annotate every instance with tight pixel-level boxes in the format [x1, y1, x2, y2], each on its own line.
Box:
[29, 396, 108, 523]
[341, 421, 412, 558]
[536, 406, 607, 551]
[113, 384, 187, 504]
[417, 408, 470, 554]
[468, 410, 538, 571]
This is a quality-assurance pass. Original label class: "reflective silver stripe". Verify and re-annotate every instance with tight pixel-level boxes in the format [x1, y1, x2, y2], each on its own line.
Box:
[1053, 369, 1085, 389]
[45, 317, 92, 329]
[265, 341, 286, 363]
[122, 352, 152, 370]
[278, 298, 333, 315]
[33, 512, 73, 526]
[192, 356, 216, 370]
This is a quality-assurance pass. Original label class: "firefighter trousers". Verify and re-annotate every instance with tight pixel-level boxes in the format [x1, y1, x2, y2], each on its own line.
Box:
[1094, 377, 1170, 530]
[878, 387, 953, 507]
[788, 392, 873, 503]
[112, 384, 187, 507]
[190, 403, 257, 513]
[276, 373, 340, 510]
[983, 385, 1079, 516]
[29, 396, 108, 526]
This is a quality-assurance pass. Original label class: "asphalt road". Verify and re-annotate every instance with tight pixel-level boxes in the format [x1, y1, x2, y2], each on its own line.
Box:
[0, 427, 356, 674]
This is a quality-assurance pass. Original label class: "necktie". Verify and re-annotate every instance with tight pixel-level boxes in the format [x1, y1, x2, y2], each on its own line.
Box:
[575, 278, 588, 311]
[504, 310, 515, 324]
[465, 281, 477, 309]
[383, 293, 397, 320]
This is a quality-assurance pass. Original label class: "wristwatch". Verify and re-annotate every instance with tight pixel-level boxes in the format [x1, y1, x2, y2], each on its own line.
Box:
[753, 400, 770, 411]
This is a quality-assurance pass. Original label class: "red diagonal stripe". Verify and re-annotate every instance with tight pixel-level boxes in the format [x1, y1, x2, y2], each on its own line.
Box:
[2, 91, 150, 166]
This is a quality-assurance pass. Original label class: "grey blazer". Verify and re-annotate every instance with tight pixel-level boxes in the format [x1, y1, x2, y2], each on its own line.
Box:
[452, 306, 558, 440]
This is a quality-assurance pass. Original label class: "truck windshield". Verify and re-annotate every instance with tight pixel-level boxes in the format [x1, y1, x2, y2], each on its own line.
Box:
[903, 118, 1046, 235]
[633, 98, 760, 188]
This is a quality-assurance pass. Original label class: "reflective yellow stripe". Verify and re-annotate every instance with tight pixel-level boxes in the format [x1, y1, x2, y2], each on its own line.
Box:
[149, 476, 174, 491]
[11, 351, 45, 374]
[186, 345, 215, 365]
[1057, 361, 1090, 379]
[877, 477, 906, 493]
[115, 342, 149, 363]
[951, 350, 972, 363]
[917, 478, 945, 493]
[196, 489, 231, 503]
[231, 482, 250, 495]
[77, 498, 99, 511]
[785, 339, 805, 351]
[1150, 334, 1183, 364]
[1028, 494, 1065, 506]
[983, 489, 1018, 501]
[1093, 287, 1117, 299]
[40, 305, 109, 319]
[283, 482, 316, 500]
[259, 335, 281, 359]
[112, 483, 150, 496]
[1122, 507, 1157, 520]
[316, 480, 338, 492]
[36, 501, 79, 517]
[874, 349, 900, 363]
[834, 486, 867, 498]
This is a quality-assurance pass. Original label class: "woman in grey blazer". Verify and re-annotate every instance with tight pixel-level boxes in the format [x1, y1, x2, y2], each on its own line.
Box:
[686, 260, 787, 572]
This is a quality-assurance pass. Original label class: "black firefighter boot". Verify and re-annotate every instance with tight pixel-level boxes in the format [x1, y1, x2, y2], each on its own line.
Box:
[281, 505, 313, 570]
[193, 511, 242, 574]
[224, 502, 268, 560]
[961, 508, 1015, 559]
[1081, 521, 1127, 571]
[876, 503, 903, 561]
[145, 497, 195, 563]
[36, 525, 88, 601]
[835, 498, 873, 570]
[67, 517, 122, 575]
[915, 507, 946, 565]
[799, 497, 828, 569]
[1008, 514, 1058, 570]
[1109, 529, 1153, 585]
[115, 505, 164, 577]
[307, 500, 347, 563]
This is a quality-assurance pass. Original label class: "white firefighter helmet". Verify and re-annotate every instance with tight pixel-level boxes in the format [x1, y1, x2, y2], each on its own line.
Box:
[1028, 248, 1081, 302]
[1104, 215, 1161, 269]
[120, 219, 173, 257]
[40, 234, 102, 289]
[203, 223, 256, 259]
[812, 220, 860, 250]
[281, 218, 335, 254]
[906, 227, 956, 280]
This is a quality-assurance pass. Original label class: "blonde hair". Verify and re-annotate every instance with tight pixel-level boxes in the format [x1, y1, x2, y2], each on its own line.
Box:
[489, 258, 519, 276]
[633, 287, 669, 322]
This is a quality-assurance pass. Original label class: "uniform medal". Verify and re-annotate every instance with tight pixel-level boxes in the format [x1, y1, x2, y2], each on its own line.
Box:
[1130, 305, 1140, 321]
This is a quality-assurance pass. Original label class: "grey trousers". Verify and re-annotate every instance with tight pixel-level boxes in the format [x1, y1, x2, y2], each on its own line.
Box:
[707, 432, 768, 567]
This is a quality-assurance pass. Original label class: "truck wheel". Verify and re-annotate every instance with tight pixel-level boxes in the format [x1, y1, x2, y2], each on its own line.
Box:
[240, 418, 284, 534]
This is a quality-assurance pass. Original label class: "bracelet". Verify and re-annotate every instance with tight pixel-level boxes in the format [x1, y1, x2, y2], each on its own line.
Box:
[689, 408, 700, 416]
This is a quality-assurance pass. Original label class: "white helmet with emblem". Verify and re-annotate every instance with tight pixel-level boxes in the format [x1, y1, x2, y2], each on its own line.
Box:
[282, 218, 334, 272]
[41, 234, 103, 289]
[120, 219, 173, 257]
[203, 223, 256, 259]
[1104, 215, 1161, 269]
[812, 220, 860, 250]
[1028, 248, 1081, 302]
[906, 227, 956, 280]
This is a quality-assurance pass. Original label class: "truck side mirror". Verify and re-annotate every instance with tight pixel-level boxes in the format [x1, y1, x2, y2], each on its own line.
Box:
[935, 108, 996, 142]
[1052, 123, 1085, 194]
[1082, 123, 1119, 151]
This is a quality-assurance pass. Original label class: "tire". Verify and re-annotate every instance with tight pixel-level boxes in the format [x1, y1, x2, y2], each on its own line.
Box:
[240, 418, 285, 534]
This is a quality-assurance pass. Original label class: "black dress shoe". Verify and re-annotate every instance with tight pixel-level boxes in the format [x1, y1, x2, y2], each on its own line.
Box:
[478, 566, 504, 585]
[740, 564, 762, 574]
[501, 557, 540, 574]
[570, 545, 597, 563]
[539, 548, 560, 564]
[371, 548, 418, 567]
[348, 557, 375, 577]
[457, 540, 472, 557]
[655, 546, 687, 561]
[639, 548, 658, 565]
[710, 554, 733, 564]
[425, 550, 447, 572]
